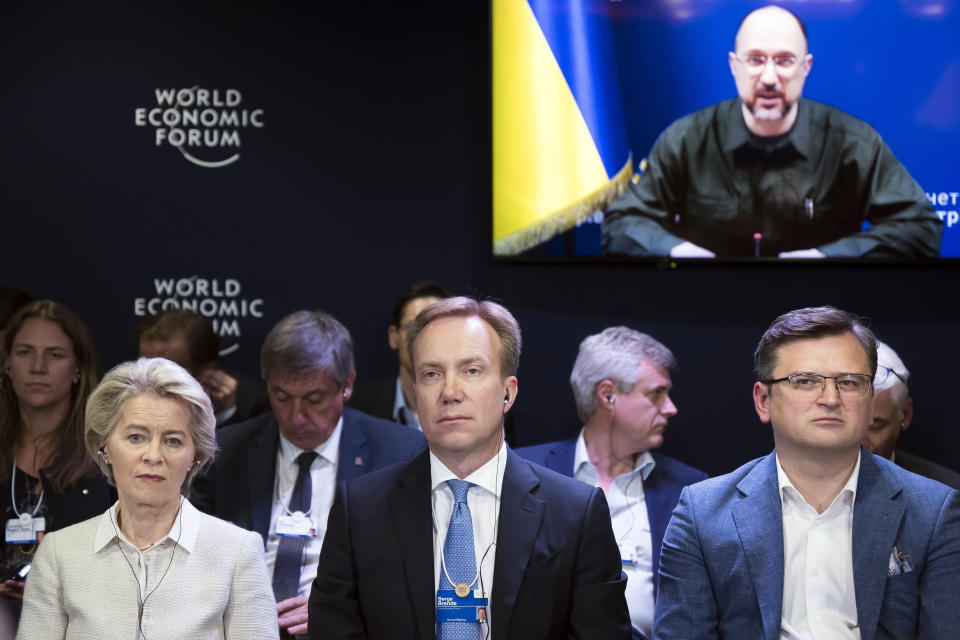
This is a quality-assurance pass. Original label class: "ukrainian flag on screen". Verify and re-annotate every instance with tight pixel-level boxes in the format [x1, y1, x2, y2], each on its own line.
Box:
[494, 0, 631, 256]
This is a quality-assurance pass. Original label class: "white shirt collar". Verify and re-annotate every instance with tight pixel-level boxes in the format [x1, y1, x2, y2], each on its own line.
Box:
[573, 428, 656, 482]
[775, 450, 861, 507]
[277, 415, 343, 467]
[94, 497, 201, 554]
[429, 441, 507, 499]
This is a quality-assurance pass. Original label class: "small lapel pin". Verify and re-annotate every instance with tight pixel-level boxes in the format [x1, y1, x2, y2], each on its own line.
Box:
[354, 456, 363, 466]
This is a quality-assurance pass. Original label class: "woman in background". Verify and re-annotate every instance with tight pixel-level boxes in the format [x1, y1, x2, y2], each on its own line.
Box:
[0, 301, 112, 617]
[17, 357, 278, 639]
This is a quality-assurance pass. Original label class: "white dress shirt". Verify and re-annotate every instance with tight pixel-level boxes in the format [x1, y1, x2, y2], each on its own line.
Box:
[264, 417, 342, 598]
[431, 441, 506, 637]
[393, 376, 423, 431]
[574, 430, 656, 639]
[777, 452, 861, 640]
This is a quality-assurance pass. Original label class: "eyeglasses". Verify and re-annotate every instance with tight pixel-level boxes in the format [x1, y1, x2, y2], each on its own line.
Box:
[734, 54, 801, 76]
[874, 366, 907, 387]
[764, 373, 873, 398]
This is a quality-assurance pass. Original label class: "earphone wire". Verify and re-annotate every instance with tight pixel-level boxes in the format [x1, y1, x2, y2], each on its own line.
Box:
[606, 397, 639, 552]
[110, 496, 184, 640]
[476, 404, 506, 640]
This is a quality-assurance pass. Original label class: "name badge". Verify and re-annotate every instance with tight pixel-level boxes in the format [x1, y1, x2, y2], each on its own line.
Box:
[436, 588, 488, 623]
[5, 515, 46, 545]
[276, 511, 315, 538]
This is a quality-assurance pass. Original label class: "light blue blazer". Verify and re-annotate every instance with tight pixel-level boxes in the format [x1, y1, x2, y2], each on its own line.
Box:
[653, 448, 960, 640]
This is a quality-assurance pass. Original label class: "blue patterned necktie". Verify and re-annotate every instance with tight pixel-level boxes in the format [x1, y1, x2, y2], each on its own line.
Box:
[272, 450, 318, 602]
[438, 479, 481, 640]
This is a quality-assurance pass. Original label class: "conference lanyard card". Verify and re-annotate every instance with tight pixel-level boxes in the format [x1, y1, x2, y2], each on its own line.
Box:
[436, 589, 488, 623]
[5, 515, 45, 545]
[276, 512, 315, 538]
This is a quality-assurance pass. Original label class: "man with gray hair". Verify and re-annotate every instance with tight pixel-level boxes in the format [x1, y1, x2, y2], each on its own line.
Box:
[865, 340, 960, 489]
[516, 326, 705, 640]
[192, 310, 426, 639]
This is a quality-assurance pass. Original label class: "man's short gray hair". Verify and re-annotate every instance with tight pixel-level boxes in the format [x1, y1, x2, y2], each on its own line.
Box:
[875, 339, 910, 406]
[570, 326, 676, 424]
[84, 358, 216, 491]
[260, 311, 355, 386]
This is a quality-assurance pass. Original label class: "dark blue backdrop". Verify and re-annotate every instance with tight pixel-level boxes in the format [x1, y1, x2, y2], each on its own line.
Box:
[2, 1, 958, 477]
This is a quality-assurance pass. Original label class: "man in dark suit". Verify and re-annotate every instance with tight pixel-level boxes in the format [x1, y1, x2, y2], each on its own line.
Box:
[864, 339, 960, 489]
[516, 326, 706, 640]
[310, 297, 630, 639]
[655, 306, 960, 639]
[349, 280, 450, 429]
[191, 310, 426, 639]
[137, 308, 271, 427]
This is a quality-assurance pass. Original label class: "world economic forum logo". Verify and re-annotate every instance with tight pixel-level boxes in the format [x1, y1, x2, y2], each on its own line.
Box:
[134, 87, 265, 168]
[133, 276, 266, 356]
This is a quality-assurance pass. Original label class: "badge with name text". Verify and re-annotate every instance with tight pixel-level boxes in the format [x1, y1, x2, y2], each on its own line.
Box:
[5, 515, 46, 545]
[436, 588, 488, 622]
[276, 511, 315, 538]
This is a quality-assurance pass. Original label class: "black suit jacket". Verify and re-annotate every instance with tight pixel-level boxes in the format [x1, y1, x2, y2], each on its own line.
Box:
[347, 377, 395, 422]
[896, 449, 960, 490]
[191, 407, 427, 542]
[309, 449, 631, 639]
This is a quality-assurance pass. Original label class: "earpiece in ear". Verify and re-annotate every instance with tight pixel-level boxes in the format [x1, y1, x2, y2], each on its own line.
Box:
[607, 395, 614, 404]
[503, 394, 510, 404]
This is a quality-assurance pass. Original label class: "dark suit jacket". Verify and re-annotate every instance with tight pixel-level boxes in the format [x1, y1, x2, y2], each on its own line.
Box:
[514, 438, 707, 592]
[654, 449, 960, 640]
[347, 377, 395, 422]
[308, 449, 631, 639]
[896, 449, 960, 490]
[191, 408, 427, 542]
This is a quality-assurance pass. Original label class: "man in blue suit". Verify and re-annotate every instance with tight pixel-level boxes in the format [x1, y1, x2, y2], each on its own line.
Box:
[309, 297, 630, 639]
[516, 326, 706, 640]
[654, 306, 960, 639]
[191, 310, 426, 639]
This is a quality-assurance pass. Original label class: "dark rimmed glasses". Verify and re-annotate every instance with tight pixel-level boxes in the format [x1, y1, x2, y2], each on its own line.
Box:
[764, 373, 873, 398]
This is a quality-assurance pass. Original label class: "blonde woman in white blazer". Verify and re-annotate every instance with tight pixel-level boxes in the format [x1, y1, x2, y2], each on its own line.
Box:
[17, 357, 279, 640]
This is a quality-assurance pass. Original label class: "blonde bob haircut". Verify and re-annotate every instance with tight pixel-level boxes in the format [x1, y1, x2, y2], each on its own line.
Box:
[84, 357, 216, 491]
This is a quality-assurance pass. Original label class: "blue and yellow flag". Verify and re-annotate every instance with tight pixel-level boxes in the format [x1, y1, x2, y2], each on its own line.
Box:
[494, 0, 631, 255]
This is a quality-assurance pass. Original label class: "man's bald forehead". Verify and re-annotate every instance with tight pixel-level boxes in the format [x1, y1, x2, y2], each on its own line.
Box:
[735, 5, 808, 52]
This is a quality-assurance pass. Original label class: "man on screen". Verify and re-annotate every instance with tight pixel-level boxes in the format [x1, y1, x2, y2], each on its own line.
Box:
[602, 5, 941, 259]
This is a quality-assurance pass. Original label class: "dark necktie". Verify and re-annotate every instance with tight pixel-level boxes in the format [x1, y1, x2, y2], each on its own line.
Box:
[438, 479, 481, 640]
[272, 450, 319, 601]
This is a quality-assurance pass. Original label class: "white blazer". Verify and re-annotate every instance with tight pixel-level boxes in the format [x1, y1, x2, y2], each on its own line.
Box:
[17, 498, 278, 640]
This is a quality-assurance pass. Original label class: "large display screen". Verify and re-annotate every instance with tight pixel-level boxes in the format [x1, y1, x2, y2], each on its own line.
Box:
[493, 0, 960, 260]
